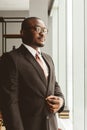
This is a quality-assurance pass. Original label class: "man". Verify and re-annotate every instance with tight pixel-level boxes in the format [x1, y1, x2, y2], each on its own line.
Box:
[0, 17, 65, 130]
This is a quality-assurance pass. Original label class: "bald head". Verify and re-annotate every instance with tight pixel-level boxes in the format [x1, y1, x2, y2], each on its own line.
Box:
[21, 17, 41, 31]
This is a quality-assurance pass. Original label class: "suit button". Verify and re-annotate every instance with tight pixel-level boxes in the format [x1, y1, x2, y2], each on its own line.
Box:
[46, 116, 49, 119]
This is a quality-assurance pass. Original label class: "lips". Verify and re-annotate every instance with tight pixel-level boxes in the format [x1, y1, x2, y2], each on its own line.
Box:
[38, 37, 45, 42]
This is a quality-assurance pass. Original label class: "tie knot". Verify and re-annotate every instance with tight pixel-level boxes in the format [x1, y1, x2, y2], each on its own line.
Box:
[36, 51, 40, 55]
[36, 51, 41, 59]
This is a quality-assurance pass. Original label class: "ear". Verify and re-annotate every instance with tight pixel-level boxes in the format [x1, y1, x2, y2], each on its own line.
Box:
[20, 30, 23, 36]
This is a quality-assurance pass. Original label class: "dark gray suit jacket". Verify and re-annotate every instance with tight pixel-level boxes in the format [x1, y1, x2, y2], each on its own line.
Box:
[0, 44, 65, 130]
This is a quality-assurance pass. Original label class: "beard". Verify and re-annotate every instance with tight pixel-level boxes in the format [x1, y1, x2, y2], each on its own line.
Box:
[27, 40, 45, 48]
[22, 36, 45, 48]
[34, 42, 45, 47]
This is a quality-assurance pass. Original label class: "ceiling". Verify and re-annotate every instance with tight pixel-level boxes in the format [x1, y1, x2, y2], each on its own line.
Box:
[0, 0, 29, 10]
[0, 0, 54, 12]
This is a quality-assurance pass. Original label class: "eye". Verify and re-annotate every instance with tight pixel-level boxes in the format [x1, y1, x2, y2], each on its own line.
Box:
[34, 26, 48, 34]
[43, 28, 48, 33]
[35, 26, 41, 33]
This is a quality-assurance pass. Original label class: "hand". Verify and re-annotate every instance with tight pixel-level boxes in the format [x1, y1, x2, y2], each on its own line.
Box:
[46, 95, 63, 113]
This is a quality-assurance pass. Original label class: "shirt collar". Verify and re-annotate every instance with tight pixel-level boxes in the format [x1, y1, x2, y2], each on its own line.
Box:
[23, 43, 41, 57]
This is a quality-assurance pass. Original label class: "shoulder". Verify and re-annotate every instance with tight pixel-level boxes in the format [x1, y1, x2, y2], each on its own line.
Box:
[0, 45, 22, 61]
[42, 52, 54, 65]
[42, 52, 52, 59]
[0, 48, 22, 70]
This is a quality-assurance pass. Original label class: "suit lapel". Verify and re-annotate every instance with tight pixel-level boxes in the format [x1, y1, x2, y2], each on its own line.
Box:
[20, 45, 47, 86]
[41, 53, 52, 94]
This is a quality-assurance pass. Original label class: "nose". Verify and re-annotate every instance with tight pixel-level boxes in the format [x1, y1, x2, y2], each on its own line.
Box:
[39, 31, 46, 36]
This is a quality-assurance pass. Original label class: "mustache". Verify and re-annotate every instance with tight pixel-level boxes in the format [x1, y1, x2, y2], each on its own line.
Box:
[38, 36, 46, 40]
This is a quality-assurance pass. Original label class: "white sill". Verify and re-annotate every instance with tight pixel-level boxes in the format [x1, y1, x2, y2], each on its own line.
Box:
[56, 114, 73, 130]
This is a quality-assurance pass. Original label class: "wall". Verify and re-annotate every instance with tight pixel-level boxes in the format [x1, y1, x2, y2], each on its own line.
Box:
[85, 0, 87, 129]
[72, 0, 85, 129]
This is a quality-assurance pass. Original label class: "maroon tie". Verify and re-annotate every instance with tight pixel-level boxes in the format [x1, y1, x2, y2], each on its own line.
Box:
[36, 53, 48, 78]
